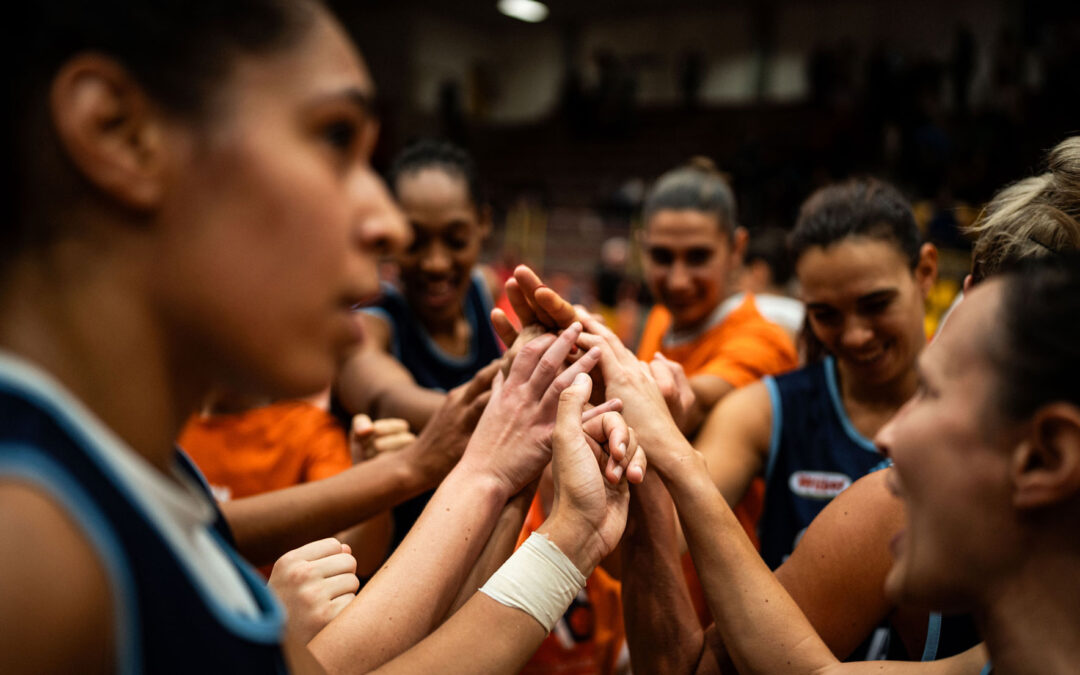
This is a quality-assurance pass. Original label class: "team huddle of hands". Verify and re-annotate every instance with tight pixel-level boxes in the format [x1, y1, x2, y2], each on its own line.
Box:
[269, 263, 699, 643]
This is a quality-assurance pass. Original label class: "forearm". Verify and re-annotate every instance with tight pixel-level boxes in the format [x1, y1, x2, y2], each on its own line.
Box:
[370, 594, 546, 675]
[223, 450, 428, 566]
[663, 453, 839, 675]
[310, 461, 510, 674]
[622, 476, 712, 674]
[445, 482, 537, 619]
[369, 382, 445, 433]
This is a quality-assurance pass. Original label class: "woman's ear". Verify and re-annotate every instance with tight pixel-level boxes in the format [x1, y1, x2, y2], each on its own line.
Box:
[1011, 403, 1080, 510]
[50, 53, 170, 212]
[915, 242, 939, 298]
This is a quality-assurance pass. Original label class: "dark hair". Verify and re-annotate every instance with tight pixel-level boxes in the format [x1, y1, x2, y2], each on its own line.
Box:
[790, 178, 921, 269]
[790, 178, 922, 363]
[966, 136, 1080, 284]
[642, 157, 738, 237]
[745, 227, 794, 287]
[988, 253, 1080, 420]
[388, 139, 484, 208]
[7, 0, 319, 268]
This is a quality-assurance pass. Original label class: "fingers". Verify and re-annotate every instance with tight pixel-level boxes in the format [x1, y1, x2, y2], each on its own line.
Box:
[464, 357, 502, 399]
[581, 398, 623, 422]
[504, 277, 537, 327]
[490, 308, 520, 348]
[285, 537, 348, 562]
[624, 440, 648, 484]
[533, 286, 578, 329]
[372, 430, 414, 454]
[648, 356, 677, 403]
[553, 372, 592, 454]
[527, 323, 583, 393]
[512, 265, 557, 327]
[545, 344, 601, 403]
[323, 569, 361, 598]
[351, 414, 375, 439]
[307, 551, 358, 578]
[371, 417, 409, 437]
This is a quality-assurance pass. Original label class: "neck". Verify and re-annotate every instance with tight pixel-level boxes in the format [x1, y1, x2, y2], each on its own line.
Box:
[0, 241, 205, 474]
[977, 545, 1080, 675]
[836, 360, 919, 410]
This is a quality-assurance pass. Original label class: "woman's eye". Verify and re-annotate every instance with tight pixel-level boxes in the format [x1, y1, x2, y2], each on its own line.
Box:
[323, 120, 358, 151]
[649, 248, 674, 265]
[811, 310, 840, 325]
[685, 249, 713, 266]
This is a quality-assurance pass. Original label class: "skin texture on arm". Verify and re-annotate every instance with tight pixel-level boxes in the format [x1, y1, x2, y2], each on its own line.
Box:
[0, 483, 114, 675]
[308, 326, 607, 673]
[653, 446, 983, 675]
[693, 381, 772, 507]
[683, 373, 735, 437]
[335, 313, 447, 433]
[223, 361, 496, 566]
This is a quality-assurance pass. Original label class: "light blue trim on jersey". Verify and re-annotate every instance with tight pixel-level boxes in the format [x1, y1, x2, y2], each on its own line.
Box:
[823, 357, 879, 453]
[980, 662, 993, 675]
[0, 447, 140, 675]
[870, 458, 894, 473]
[763, 375, 784, 483]
[199, 528, 286, 644]
[0, 377, 284, 643]
[921, 611, 943, 660]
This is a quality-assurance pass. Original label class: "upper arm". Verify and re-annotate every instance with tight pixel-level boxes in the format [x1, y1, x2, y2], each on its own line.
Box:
[687, 373, 736, 419]
[335, 313, 419, 415]
[774, 470, 904, 660]
[0, 482, 114, 674]
[694, 382, 772, 505]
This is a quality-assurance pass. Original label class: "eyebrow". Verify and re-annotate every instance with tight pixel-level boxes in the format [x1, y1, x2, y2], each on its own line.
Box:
[857, 289, 899, 304]
[311, 87, 379, 119]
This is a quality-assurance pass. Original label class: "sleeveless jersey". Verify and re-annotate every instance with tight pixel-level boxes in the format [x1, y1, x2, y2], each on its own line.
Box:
[0, 366, 287, 673]
[361, 271, 503, 550]
[759, 356, 889, 569]
[759, 356, 979, 662]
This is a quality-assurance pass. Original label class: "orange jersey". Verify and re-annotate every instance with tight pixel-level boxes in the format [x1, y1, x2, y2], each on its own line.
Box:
[636, 294, 797, 388]
[637, 294, 796, 626]
[517, 497, 625, 675]
[178, 401, 352, 502]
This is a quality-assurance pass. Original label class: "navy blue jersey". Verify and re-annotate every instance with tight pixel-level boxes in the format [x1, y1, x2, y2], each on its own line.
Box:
[758, 357, 979, 662]
[759, 356, 889, 569]
[361, 271, 502, 550]
[0, 366, 287, 674]
[362, 271, 501, 392]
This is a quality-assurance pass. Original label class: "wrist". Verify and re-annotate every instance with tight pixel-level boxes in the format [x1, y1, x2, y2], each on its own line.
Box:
[535, 512, 602, 577]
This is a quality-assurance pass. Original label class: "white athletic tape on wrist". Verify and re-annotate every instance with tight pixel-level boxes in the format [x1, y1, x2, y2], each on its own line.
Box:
[479, 531, 588, 633]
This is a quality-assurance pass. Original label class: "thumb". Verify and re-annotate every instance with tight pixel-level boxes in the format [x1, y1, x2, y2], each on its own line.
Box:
[351, 414, 375, 438]
[553, 372, 592, 457]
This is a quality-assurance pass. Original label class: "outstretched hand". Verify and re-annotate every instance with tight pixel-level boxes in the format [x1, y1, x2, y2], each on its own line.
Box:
[491, 265, 579, 348]
[538, 372, 646, 575]
[461, 322, 606, 496]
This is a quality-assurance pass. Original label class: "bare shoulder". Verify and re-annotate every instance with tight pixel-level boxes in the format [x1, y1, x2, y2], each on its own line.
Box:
[775, 469, 904, 658]
[0, 482, 114, 674]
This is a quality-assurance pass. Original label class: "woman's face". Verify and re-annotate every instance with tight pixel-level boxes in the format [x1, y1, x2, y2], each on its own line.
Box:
[394, 167, 489, 327]
[797, 238, 935, 388]
[642, 209, 741, 331]
[876, 280, 1019, 611]
[153, 9, 408, 398]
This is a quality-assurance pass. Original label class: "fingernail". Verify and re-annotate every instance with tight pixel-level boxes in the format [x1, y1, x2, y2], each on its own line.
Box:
[612, 465, 623, 480]
[574, 372, 589, 386]
[618, 442, 627, 454]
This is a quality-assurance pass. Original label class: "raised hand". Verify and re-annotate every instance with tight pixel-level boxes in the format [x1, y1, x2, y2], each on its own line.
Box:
[491, 265, 579, 348]
[268, 538, 359, 645]
[538, 372, 646, 576]
[459, 322, 607, 496]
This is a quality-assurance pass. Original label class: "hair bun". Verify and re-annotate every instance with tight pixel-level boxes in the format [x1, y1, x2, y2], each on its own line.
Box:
[686, 156, 719, 174]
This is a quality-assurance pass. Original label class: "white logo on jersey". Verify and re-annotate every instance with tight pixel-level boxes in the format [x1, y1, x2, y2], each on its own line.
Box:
[788, 471, 851, 499]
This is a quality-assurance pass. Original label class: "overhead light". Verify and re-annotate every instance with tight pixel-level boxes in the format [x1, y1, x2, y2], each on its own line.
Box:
[497, 0, 549, 23]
